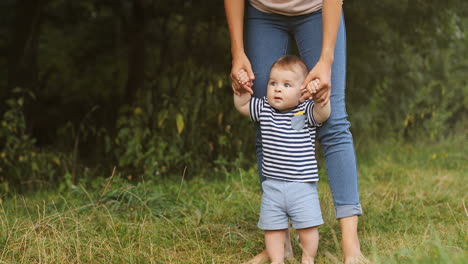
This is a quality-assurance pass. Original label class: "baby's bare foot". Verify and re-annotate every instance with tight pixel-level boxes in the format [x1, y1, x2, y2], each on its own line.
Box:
[242, 250, 269, 264]
[344, 254, 371, 264]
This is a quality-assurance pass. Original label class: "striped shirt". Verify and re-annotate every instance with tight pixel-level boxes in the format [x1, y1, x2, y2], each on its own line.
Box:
[250, 97, 321, 182]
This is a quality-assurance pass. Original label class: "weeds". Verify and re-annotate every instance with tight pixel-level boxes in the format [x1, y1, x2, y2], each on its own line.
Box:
[0, 136, 466, 263]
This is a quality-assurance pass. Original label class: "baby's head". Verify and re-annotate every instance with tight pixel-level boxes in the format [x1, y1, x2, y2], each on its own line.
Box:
[267, 55, 308, 112]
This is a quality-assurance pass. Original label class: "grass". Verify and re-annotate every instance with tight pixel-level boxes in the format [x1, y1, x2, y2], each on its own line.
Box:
[0, 135, 466, 263]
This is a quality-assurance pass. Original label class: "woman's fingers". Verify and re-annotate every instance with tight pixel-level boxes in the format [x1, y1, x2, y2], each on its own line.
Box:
[242, 82, 254, 94]
[231, 81, 240, 96]
[300, 71, 316, 91]
[316, 89, 330, 107]
[321, 90, 330, 106]
[235, 69, 254, 94]
[246, 67, 255, 81]
[301, 87, 313, 101]
[310, 78, 331, 106]
[231, 75, 243, 95]
[301, 60, 332, 105]
[230, 70, 253, 95]
[301, 79, 321, 101]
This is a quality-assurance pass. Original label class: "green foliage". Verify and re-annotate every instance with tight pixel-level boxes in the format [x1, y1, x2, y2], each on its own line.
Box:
[1, 0, 467, 190]
[0, 89, 66, 194]
[345, 0, 468, 138]
[110, 69, 254, 179]
[112, 105, 180, 178]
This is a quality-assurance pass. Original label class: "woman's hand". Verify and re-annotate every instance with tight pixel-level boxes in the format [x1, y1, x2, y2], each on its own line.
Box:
[230, 53, 255, 95]
[300, 59, 332, 107]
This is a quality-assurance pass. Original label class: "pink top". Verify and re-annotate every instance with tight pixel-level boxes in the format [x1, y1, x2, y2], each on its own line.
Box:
[248, 0, 324, 16]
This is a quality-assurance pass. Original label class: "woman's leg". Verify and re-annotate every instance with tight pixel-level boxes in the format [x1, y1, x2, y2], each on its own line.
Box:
[293, 11, 364, 263]
[243, 4, 293, 264]
[244, 3, 292, 186]
[340, 216, 369, 264]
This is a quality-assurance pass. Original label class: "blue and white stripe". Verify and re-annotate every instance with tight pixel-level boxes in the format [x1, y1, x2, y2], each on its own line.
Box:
[250, 97, 321, 182]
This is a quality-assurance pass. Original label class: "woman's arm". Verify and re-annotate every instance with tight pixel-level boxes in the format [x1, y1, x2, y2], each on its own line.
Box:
[300, 0, 343, 106]
[320, 0, 342, 66]
[224, 0, 245, 59]
[224, 0, 255, 95]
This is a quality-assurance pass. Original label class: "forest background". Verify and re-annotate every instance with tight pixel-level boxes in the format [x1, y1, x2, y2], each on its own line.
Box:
[1, 0, 466, 191]
[0, 0, 467, 263]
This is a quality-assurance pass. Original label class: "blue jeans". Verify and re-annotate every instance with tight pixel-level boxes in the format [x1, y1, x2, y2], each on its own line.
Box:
[244, 3, 362, 219]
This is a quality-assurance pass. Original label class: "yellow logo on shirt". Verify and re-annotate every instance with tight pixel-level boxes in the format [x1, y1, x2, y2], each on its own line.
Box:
[294, 111, 304, 116]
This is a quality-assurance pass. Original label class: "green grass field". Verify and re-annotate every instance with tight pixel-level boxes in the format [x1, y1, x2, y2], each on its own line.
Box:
[0, 135, 466, 263]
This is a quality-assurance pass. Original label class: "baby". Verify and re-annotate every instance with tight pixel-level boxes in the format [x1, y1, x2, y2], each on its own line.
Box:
[234, 55, 330, 264]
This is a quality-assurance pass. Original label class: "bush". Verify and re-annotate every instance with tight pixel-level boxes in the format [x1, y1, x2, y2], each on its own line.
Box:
[0, 89, 67, 195]
[109, 70, 255, 180]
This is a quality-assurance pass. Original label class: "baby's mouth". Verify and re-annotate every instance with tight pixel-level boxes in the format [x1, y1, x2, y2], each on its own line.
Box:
[274, 96, 282, 100]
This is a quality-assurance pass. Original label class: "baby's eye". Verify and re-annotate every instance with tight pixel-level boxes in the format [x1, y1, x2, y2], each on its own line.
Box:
[270, 81, 277, 86]
[284, 83, 291, 88]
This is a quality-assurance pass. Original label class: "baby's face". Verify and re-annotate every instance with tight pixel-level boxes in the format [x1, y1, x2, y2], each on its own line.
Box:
[267, 67, 304, 112]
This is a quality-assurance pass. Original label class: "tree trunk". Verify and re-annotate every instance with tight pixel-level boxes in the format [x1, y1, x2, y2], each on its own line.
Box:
[6, 0, 44, 133]
[7, 0, 42, 96]
[124, 0, 147, 105]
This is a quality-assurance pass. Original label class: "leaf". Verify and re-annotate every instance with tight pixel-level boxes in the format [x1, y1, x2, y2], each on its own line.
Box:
[32, 162, 39, 171]
[158, 109, 168, 128]
[53, 157, 61, 166]
[133, 107, 143, 115]
[176, 114, 184, 134]
[218, 135, 227, 146]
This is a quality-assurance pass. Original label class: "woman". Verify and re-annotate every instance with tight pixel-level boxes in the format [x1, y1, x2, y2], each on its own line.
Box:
[224, 0, 367, 263]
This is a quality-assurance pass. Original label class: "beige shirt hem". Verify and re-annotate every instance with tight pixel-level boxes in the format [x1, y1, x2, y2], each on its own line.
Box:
[248, 0, 323, 16]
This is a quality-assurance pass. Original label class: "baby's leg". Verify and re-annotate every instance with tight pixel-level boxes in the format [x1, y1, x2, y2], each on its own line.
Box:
[297, 227, 319, 264]
[265, 229, 287, 264]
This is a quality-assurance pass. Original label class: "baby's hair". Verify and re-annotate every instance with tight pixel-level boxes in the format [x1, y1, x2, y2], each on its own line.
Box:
[270, 55, 308, 78]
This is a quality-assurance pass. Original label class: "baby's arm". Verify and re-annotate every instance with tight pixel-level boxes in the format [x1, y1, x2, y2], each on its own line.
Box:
[233, 69, 252, 117]
[234, 91, 251, 117]
[313, 101, 331, 124]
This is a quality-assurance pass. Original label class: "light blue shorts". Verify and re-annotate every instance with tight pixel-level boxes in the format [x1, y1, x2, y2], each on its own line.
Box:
[258, 178, 324, 230]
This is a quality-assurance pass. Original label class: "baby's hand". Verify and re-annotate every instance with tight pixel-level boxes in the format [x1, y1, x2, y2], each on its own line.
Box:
[237, 69, 253, 89]
[301, 79, 320, 101]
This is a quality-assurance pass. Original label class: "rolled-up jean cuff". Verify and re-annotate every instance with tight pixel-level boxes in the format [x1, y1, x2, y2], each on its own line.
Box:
[335, 204, 363, 219]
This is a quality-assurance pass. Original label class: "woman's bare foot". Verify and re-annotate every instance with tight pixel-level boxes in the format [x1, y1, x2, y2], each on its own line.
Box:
[340, 216, 369, 264]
